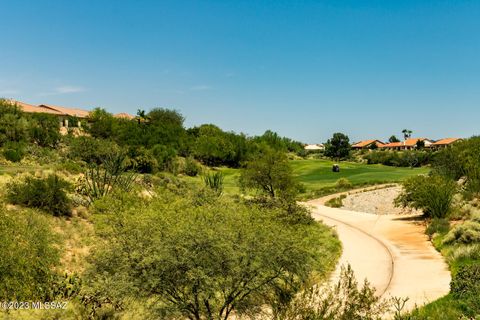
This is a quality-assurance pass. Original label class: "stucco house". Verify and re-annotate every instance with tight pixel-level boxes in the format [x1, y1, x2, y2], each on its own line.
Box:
[5, 100, 135, 134]
[430, 138, 463, 149]
[381, 138, 434, 150]
[304, 144, 325, 151]
[352, 139, 385, 149]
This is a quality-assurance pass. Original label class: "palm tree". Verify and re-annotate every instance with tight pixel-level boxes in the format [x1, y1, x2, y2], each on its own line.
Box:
[402, 129, 412, 140]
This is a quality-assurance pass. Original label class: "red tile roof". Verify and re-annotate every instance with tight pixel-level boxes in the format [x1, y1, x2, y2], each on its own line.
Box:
[114, 112, 135, 120]
[39, 104, 90, 118]
[403, 138, 432, 146]
[381, 142, 403, 148]
[6, 100, 64, 115]
[352, 139, 385, 148]
[432, 138, 462, 146]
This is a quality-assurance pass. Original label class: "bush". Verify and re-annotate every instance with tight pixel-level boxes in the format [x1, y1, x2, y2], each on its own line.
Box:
[451, 264, 480, 299]
[28, 113, 61, 147]
[151, 144, 176, 171]
[240, 148, 300, 200]
[449, 244, 480, 261]
[128, 147, 158, 173]
[2, 141, 25, 162]
[204, 171, 224, 195]
[426, 218, 450, 238]
[7, 174, 72, 216]
[184, 156, 201, 176]
[68, 136, 120, 165]
[433, 137, 480, 193]
[0, 208, 60, 300]
[335, 178, 353, 189]
[325, 195, 347, 208]
[278, 264, 390, 320]
[442, 221, 480, 245]
[81, 154, 137, 204]
[395, 174, 457, 218]
[363, 150, 433, 167]
[85, 189, 340, 319]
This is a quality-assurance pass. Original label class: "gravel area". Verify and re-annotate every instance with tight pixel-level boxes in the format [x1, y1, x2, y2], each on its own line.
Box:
[341, 186, 420, 215]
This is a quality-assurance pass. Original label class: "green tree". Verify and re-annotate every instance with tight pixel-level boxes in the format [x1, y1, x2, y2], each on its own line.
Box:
[432, 136, 480, 193]
[0, 99, 29, 144]
[402, 129, 412, 140]
[389, 135, 400, 143]
[29, 113, 61, 147]
[239, 148, 299, 199]
[87, 108, 116, 139]
[85, 190, 338, 320]
[416, 139, 425, 149]
[324, 133, 351, 160]
[395, 174, 457, 218]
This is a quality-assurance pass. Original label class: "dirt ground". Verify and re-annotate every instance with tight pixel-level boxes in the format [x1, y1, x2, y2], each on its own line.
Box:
[341, 186, 421, 215]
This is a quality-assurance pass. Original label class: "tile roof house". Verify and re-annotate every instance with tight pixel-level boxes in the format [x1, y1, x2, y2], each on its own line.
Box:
[5, 100, 91, 133]
[381, 138, 434, 150]
[304, 144, 325, 151]
[431, 138, 463, 148]
[352, 139, 385, 149]
[114, 112, 136, 120]
[39, 104, 91, 118]
[6, 99, 63, 115]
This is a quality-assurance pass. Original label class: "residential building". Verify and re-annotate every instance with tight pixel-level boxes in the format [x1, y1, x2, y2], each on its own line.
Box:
[381, 138, 434, 150]
[352, 139, 385, 149]
[304, 144, 325, 151]
[430, 138, 463, 149]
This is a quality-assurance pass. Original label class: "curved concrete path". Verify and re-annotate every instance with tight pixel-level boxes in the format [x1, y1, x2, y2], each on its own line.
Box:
[305, 197, 451, 311]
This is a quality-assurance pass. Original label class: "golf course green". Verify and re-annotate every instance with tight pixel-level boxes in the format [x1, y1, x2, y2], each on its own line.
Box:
[203, 159, 430, 196]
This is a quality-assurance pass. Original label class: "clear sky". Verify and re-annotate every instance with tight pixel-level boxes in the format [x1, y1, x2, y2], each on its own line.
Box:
[1, 0, 479, 143]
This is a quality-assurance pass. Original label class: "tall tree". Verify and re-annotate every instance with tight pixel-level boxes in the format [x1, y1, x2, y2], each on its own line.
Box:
[239, 148, 299, 199]
[324, 133, 351, 160]
[389, 135, 400, 143]
[402, 129, 413, 140]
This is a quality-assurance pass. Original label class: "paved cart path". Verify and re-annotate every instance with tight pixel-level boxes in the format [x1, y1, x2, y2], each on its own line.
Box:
[305, 197, 451, 311]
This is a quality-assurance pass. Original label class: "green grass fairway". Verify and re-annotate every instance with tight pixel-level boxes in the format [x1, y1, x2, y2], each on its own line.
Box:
[291, 159, 429, 190]
[202, 159, 429, 196]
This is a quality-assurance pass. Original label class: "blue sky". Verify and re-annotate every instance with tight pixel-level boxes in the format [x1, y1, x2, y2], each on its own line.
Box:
[1, 0, 479, 143]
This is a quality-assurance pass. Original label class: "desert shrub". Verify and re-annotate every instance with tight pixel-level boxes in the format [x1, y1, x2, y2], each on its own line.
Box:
[204, 171, 224, 195]
[278, 264, 390, 320]
[325, 194, 347, 208]
[470, 211, 480, 223]
[81, 154, 137, 204]
[28, 113, 61, 147]
[335, 178, 353, 189]
[0, 208, 59, 300]
[449, 244, 480, 261]
[363, 150, 433, 167]
[84, 189, 340, 319]
[2, 141, 25, 162]
[240, 148, 300, 200]
[68, 136, 120, 165]
[442, 221, 480, 245]
[128, 147, 158, 173]
[184, 156, 201, 176]
[395, 174, 457, 218]
[450, 264, 480, 308]
[0, 100, 30, 144]
[433, 137, 480, 193]
[55, 159, 84, 174]
[7, 174, 72, 216]
[426, 218, 450, 238]
[151, 144, 176, 171]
